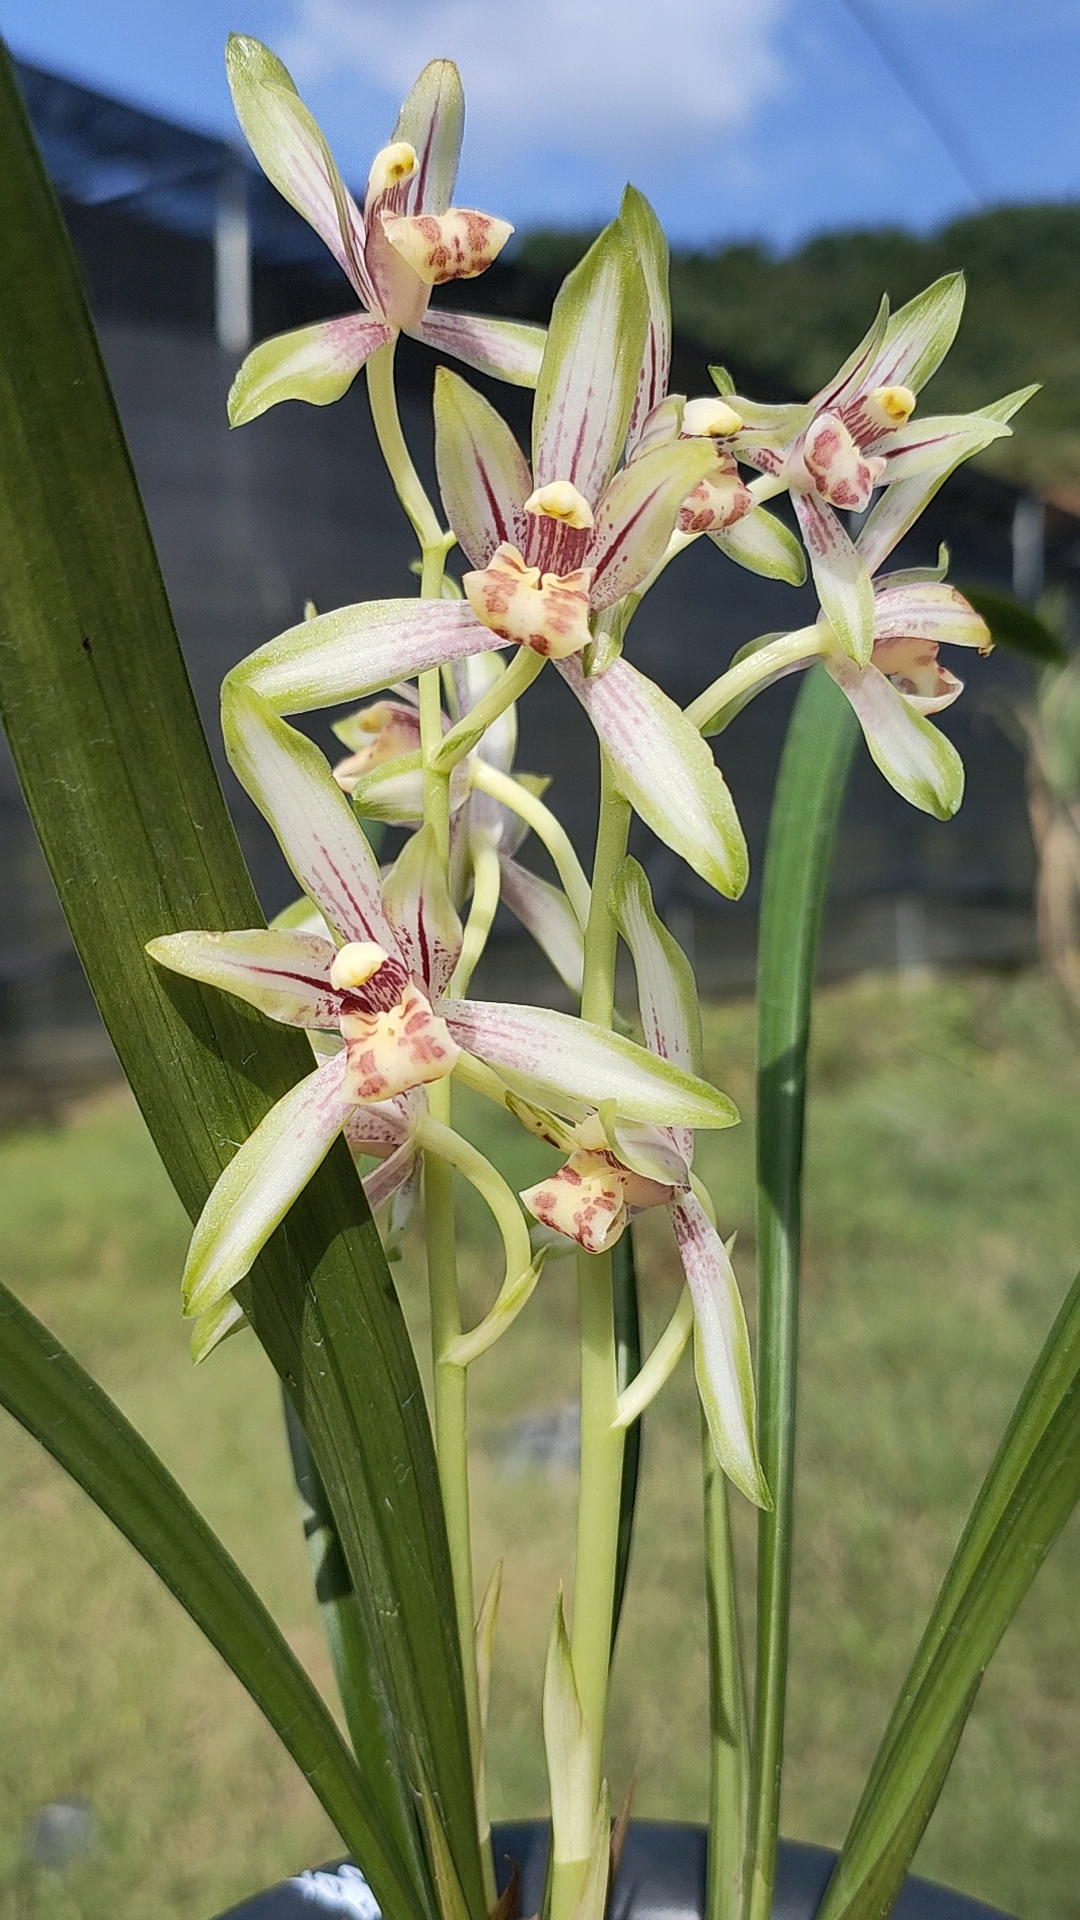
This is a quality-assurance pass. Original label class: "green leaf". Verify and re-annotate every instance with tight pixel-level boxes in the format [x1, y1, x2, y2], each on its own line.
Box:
[743, 668, 859, 1920]
[0, 49, 480, 1920]
[611, 1223, 642, 1654]
[0, 1275, 421, 1920]
[818, 1264, 1080, 1920]
[956, 584, 1069, 666]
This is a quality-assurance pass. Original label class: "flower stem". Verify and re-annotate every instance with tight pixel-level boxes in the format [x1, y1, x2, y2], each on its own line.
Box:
[612, 1285, 694, 1428]
[704, 1415, 748, 1920]
[685, 628, 824, 737]
[468, 759, 592, 927]
[450, 840, 503, 998]
[366, 340, 445, 551]
[433, 648, 545, 772]
[552, 754, 632, 1920]
[366, 338, 494, 1903]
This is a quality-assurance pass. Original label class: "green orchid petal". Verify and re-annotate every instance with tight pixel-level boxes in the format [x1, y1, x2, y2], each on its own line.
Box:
[609, 857, 703, 1077]
[222, 683, 395, 948]
[709, 505, 807, 585]
[228, 314, 394, 426]
[673, 1194, 769, 1508]
[857, 385, 1038, 577]
[826, 652, 965, 819]
[182, 1054, 354, 1317]
[794, 493, 875, 666]
[866, 272, 966, 397]
[440, 1000, 738, 1130]
[619, 184, 672, 444]
[557, 655, 749, 900]
[147, 927, 338, 1028]
[533, 219, 649, 504]
[225, 35, 369, 300]
[382, 822, 463, 998]
[589, 437, 716, 610]
[498, 857, 584, 999]
[417, 311, 546, 388]
[391, 60, 463, 216]
[230, 600, 487, 716]
[434, 366, 531, 569]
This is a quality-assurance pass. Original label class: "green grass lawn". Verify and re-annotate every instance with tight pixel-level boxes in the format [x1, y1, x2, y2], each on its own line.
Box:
[1, 969, 1079, 1920]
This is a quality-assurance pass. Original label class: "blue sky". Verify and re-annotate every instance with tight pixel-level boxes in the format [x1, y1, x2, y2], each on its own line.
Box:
[2, 0, 1078, 248]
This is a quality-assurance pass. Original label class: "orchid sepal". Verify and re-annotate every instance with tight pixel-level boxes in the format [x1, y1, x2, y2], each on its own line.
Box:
[228, 599, 488, 716]
[673, 1193, 769, 1508]
[709, 506, 807, 586]
[557, 655, 749, 900]
[824, 647, 965, 819]
[221, 682, 395, 949]
[533, 218, 649, 505]
[181, 1052, 355, 1317]
[438, 999, 739, 1130]
[146, 927, 339, 1028]
[227, 314, 395, 426]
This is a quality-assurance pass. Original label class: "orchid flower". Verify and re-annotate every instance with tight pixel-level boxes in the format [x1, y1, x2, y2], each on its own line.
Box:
[227, 218, 751, 900]
[721, 275, 1014, 664]
[147, 687, 741, 1335]
[517, 858, 766, 1507]
[224, 37, 544, 426]
[689, 563, 990, 820]
[687, 380, 1040, 819]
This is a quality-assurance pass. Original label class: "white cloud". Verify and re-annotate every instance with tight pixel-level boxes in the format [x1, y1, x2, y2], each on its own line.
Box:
[280, 0, 789, 174]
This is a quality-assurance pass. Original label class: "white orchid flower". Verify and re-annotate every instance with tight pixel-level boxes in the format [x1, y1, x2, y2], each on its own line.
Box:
[224, 36, 544, 425]
[690, 563, 992, 821]
[147, 689, 741, 1325]
[519, 858, 766, 1508]
[721, 275, 1014, 663]
[228, 218, 751, 900]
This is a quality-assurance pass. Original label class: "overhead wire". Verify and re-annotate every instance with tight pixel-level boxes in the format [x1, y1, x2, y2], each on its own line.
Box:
[835, 0, 991, 207]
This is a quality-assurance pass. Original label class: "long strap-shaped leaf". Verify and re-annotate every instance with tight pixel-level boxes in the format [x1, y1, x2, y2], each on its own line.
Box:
[0, 1274, 420, 1919]
[0, 46, 481, 1920]
[817, 1265, 1080, 1920]
[743, 668, 858, 1920]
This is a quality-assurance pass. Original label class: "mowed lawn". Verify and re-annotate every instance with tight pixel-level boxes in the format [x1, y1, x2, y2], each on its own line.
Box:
[1, 970, 1079, 1920]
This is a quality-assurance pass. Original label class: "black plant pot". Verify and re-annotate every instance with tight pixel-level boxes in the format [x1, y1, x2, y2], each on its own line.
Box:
[214, 1819, 1017, 1920]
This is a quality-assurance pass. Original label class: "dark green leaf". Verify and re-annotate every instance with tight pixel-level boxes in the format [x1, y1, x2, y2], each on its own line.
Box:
[743, 668, 858, 1920]
[958, 584, 1068, 665]
[0, 1275, 421, 1917]
[0, 47, 481, 1920]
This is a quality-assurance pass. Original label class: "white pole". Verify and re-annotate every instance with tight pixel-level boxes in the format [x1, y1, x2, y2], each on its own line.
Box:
[214, 162, 251, 355]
